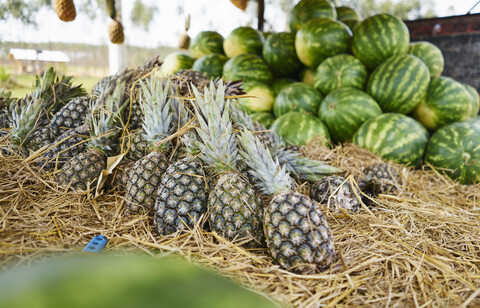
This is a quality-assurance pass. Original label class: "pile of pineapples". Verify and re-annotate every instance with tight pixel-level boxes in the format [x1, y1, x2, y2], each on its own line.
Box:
[0, 58, 401, 274]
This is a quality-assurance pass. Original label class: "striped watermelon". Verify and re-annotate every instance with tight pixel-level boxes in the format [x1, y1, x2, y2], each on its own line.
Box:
[160, 52, 195, 76]
[424, 119, 480, 184]
[367, 54, 430, 114]
[223, 54, 272, 84]
[412, 77, 472, 130]
[343, 19, 360, 32]
[223, 27, 264, 58]
[271, 112, 330, 146]
[192, 53, 227, 78]
[190, 31, 224, 58]
[295, 18, 352, 68]
[408, 41, 444, 78]
[272, 78, 296, 95]
[352, 113, 428, 165]
[318, 88, 382, 143]
[288, 0, 336, 33]
[352, 14, 410, 69]
[299, 67, 316, 86]
[238, 81, 275, 113]
[274, 82, 323, 117]
[263, 32, 303, 77]
[313, 54, 368, 95]
[250, 112, 276, 128]
[335, 6, 360, 22]
[464, 83, 480, 117]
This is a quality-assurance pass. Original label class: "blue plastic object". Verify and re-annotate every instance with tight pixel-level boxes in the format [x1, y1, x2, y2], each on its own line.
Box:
[82, 235, 108, 253]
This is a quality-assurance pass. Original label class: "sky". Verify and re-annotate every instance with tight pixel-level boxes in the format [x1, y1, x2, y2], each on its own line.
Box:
[0, 0, 479, 48]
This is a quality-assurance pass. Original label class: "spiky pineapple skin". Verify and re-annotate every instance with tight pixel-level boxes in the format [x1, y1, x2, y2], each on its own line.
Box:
[310, 176, 362, 213]
[125, 130, 150, 161]
[209, 173, 264, 246]
[49, 96, 89, 138]
[361, 163, 400, 194]
[125, 151, 169, 214]
[53, 0, 76, 21]
[29, 126, 54, 151]
[154, 156, 209, 235]
[108, 19, 125, 44]
[264, 192, 335, 274]
[56, 149, 106, 191]
[108, 160, 134, 192]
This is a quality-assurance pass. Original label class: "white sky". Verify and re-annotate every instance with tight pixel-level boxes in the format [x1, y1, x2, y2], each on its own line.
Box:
[0, 0, 479, 48]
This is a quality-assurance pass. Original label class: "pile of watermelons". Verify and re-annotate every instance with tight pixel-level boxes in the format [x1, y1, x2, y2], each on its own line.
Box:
[159, 0, 480, 185]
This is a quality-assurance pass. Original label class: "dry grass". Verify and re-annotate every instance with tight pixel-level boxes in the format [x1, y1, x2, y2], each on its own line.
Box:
[1, 137, 479, 307]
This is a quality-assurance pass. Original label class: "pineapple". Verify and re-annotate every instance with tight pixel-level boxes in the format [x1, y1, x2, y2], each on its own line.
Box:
[239, 129, 335, 274]
[0, 89, 14, 129]
[109, 160, 134, 191]
[154, 133, 209, 236]
[191, 82, 264, 246]
[49, 96, 90, 137]
[124, 77, 174, 214]
[53, 0, 76, 22]
[108, 19, 125, 44]
[172, 69, 244, 98]
[358, 163, 400, 205]
[310, 176, 362, 213]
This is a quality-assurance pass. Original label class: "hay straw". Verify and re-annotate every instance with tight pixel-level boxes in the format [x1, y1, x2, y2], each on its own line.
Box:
[1, 138, 480, 307]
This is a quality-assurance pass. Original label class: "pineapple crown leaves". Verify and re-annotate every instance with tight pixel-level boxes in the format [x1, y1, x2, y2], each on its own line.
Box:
[231, 105, 254, 131]
[9, 98, 44, 147]
[191, 81, 239, 173]
[86, 101, 120, 153]
[138, 76, 174, 148]
[273, 147, 342, 182]
[239, 129, 294, 195]
[170, 93, 190, 129]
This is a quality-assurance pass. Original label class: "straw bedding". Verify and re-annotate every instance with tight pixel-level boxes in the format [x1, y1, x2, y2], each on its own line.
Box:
[1, 136, 479, 307]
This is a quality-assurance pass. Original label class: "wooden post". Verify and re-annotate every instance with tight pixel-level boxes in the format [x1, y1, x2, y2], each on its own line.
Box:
[257, 0, 265, 31]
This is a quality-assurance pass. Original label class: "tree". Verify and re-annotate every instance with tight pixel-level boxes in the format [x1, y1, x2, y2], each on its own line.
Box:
[130, 0, 157, 31]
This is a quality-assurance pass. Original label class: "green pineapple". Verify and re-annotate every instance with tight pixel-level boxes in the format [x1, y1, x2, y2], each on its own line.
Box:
[172, 69, 245, 98]
[0, 89, 15, 129]
[8, 97, 44, 155]
[49, 96, 90, 137]
[310, 176, 362, 213]
[124, 77, 174, 214]
[191, 82, 264, 246]
[239, 129, 335, 274]
[154, 132, 209, 236]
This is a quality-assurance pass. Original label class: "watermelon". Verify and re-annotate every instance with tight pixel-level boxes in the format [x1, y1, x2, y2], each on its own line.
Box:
[274, 82, 323, 117]
[408, 41, 444, 78]
[367, 54, 430, 114]
[343, 19, 360, 32]
[288, 0, 337, 33]
[352, 113, 428, 165]
[295, 17, 352, 68]
[271, 112, 330, 146]
[299, 67, 316, 86]
[223, 53, 272, 84]
[313, 54, 368, 95]
[335, 6, 361, 21]
[250, 112, 276, 128]
[424, 119, 480, 184]
[192, 53, 228, 78]
[318, 88, 382, 143]
[272, 78, 296, 95]
[412, 76, 472, 130]
[352, 14, 410, 69]
[263, 32, 303, 77]
[238, 81, 275, 113]
[223, 27, 264, 58]
[160, 52, 195, 76]
[464, 83, 480, 117]
[190, 31, 224, 58]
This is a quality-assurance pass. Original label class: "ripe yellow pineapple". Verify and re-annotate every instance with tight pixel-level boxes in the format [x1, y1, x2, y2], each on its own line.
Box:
[53, 0, 76, 22]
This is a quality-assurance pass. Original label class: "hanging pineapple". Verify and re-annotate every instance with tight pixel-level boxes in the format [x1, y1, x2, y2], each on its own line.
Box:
[109, 19, 125, 44]
[53, 0, 76, 22]
[178, 15, 191, 50]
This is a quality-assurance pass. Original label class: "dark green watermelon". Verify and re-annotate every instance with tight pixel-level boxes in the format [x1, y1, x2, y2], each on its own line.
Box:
[424, 119, 480, 184]
[250, 112, 276, 128]
[352, 14, 410, 69]
[367, 54, 430, 114]
[295, 17, 352, 68]
[223, 27, 264, 58]
[319, 88, 382, 143]
[353, 113, 428, 165]
[335, 6, 361, 22]
[263, 32, 303, 77]
[238, 81, 275, 113]
[274, 82, 323, 117]
[272, 78, 297, 95]
[314, 54, 368, 95]
[192, 53, 228, 78]
[271, 111, 330, 146]
[464, 83, 480, 117]
[408, 41, 444, 78]
[288, 0, 337, 33]
[223, 53, 272, 84]
[160, 52, 195, 76]
[190, 31, 224, 58]
[412, 76, 472, 130]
